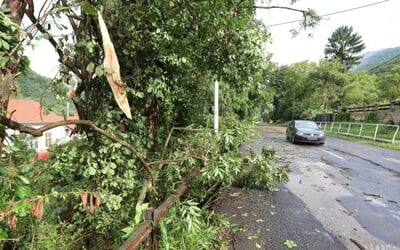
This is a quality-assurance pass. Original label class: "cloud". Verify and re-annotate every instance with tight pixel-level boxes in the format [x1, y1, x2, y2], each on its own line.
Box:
[256, 0, 400, 65]
[25, 40, 60, 77]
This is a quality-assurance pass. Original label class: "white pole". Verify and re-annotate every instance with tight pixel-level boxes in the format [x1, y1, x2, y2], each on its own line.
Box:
[214, 80, 219, 133]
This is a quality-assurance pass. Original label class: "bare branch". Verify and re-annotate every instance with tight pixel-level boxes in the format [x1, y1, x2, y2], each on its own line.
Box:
[24, 1, 84, 79]
[254, 5, 308, 13]
[253, 5, 320, 23]
[147, 158, 188, 166]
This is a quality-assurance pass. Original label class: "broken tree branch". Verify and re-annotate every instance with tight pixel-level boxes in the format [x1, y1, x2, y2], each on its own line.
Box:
[350, 238, 366, 250]
[254, 5, 310, 13]
[0, 116, 153, 184]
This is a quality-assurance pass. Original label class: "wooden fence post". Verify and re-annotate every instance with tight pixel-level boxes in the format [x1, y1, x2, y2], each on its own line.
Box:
[363, 104, 367, 121]
[144, 209, 157, 250]
[119, 166, 202, 250]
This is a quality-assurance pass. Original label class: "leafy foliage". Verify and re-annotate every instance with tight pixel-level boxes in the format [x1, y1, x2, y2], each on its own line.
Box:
[0, 7, 29, 74]
[0, 119, 289, 249]
[159, 200, 230, 249]
[237, 147, 288, 190]
[335, 112, 351, 122]
[0, 0, 319, 248]
[341, 72, 377, 106]
[269, 60, 380, 122]
[365, 112, 378, 123]
[270, 60, 342, 121]
[376, 65, 400, 101]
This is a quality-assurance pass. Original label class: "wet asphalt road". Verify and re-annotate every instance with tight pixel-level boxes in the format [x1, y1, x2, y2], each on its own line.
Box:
[217, 126, 400, 250]
[318, 137, 400, 246]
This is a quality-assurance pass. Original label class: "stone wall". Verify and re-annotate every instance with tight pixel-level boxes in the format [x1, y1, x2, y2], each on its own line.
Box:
[349, 110, 400, 125]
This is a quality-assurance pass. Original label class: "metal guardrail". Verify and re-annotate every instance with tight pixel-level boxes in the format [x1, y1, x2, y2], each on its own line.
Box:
[317, 122, 400, 144]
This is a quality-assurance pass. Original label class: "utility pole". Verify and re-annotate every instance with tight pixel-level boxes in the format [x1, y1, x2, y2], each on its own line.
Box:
[214, 80, 219, 133]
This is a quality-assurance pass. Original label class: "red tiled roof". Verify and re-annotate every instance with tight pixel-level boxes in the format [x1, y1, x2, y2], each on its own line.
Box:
[7, 99, 78, 124]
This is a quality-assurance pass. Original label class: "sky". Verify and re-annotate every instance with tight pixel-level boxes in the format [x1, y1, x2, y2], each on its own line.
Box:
[6, 0, 400, 76]
[255, 0, 400, 65]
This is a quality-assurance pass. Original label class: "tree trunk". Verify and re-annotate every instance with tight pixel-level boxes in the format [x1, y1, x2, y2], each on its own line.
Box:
[0, 0, 27, 152]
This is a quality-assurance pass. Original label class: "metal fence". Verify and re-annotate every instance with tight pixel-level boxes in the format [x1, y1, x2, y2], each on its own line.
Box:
[316, 122, 400, 144]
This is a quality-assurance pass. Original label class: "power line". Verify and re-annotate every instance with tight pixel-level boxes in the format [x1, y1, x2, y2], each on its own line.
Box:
[264, 0, 392, 28]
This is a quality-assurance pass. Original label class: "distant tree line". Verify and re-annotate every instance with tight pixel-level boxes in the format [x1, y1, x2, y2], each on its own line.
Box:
[266, 25, 400, 122]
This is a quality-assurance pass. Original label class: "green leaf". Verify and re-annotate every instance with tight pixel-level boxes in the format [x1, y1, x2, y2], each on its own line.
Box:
[121, 227, 134, 238]
[283, 240, 297, 249]
[81, 1, 97, 15]
[0, 228, 7, 240]
[159, 221, 168, 239]
[87, 166, 97, 176]
[17, 175, 30, 184]
[13, 201, 32, 217]
[16, 186, 32, 199]
[86, 62, 95, 73]
[95, 66, 104, 76]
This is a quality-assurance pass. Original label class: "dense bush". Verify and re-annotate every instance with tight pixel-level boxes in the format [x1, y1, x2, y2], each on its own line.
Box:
[335, 112, 351, 122]
[0, 119, 288, 249]
[365, 112, 378, 123]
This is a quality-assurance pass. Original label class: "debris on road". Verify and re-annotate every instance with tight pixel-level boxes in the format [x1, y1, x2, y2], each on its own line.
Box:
[363, 192, 383, 198]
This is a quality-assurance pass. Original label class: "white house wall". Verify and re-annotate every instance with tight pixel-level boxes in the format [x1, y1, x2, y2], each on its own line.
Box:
[6, 125, 73, 152]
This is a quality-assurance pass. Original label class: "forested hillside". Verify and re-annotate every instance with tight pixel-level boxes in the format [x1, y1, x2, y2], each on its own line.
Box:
[352, 46, 400, 73]
[13, 68, 74, 115]
[368, 54, 400, 75]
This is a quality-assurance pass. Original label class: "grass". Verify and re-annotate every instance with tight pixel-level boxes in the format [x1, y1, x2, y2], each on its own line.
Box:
[325, 132, 400, 151]
[324, 122, 400, 141]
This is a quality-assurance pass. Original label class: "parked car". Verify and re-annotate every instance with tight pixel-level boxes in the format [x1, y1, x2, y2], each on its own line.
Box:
[286, 120, 325, 145]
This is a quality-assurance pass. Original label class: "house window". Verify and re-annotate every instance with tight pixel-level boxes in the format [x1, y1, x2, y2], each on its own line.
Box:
[31, 138, 39, 150]
[25, 135, 38, 150]
[64, 128, 70, 137]
[45, 132, 52, 148]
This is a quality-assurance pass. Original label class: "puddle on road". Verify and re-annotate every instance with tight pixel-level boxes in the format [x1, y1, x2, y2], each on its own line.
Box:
[338, 196, 400, 246]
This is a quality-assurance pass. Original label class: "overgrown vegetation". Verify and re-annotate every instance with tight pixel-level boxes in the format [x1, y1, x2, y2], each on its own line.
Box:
[0, 1, 305, 248]
[267, 22, 400, 123]
[325, 132, 400, 151]
[268, 57, 399, 122]
[335, 113, 351, 122]
[0, 120, 288, 249]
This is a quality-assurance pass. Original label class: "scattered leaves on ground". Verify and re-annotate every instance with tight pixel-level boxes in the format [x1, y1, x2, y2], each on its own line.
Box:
[283, 239, 297, 249]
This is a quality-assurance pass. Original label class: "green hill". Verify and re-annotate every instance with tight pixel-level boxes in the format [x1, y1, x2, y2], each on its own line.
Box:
[12, 68, 76, 116]
[368, 53, 400, 75]
[352, 47, 400, 75]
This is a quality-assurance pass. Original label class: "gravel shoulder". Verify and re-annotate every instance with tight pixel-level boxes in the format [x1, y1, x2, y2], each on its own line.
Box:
[213, 125, 399, 250]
